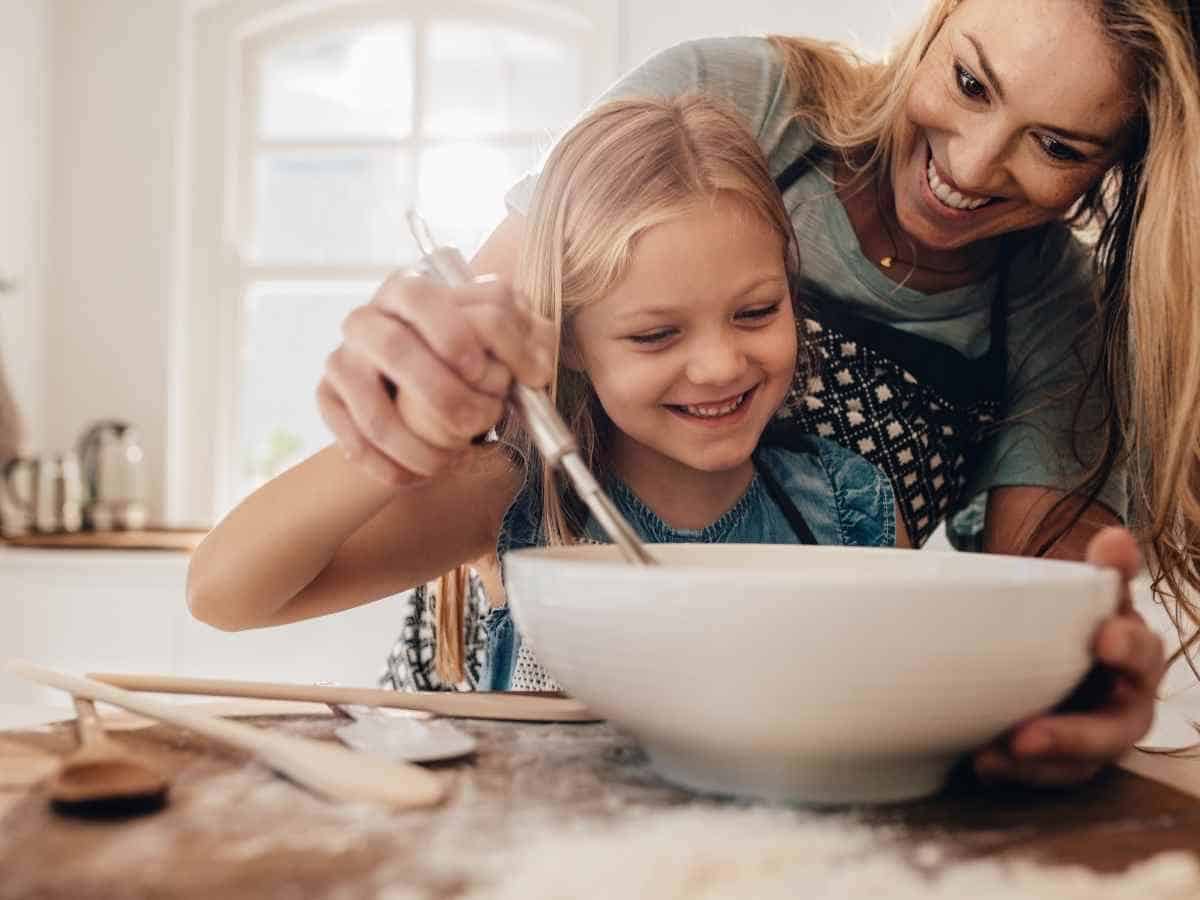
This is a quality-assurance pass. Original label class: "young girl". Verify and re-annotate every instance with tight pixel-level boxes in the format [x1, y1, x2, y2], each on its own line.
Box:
[187, 95, 906, 692]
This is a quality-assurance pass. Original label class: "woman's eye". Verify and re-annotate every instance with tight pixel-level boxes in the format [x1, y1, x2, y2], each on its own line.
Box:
[736, 301, 782, 323]
[1038, 135, 1085, 163]
[954, 64, 987, 101]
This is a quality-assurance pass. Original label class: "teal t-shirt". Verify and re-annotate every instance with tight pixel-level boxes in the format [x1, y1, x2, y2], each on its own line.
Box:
[505, 36, 1123, 544]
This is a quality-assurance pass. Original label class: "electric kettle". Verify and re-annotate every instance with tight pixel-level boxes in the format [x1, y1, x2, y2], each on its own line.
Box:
[76, 420, 147, 530]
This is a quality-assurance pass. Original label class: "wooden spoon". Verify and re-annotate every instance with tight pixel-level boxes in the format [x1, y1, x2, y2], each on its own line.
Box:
[8, 661, 446, 810]
[47, 697, 169, 817]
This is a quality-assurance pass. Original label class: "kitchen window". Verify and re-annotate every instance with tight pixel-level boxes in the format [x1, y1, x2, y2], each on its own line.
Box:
[177, 1, 616, 522]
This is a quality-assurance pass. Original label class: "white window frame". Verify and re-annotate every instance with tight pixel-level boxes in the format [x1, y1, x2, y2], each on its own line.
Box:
[170, 0, 618, 525]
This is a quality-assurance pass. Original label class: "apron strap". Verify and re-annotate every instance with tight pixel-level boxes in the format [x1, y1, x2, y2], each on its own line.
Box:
[752, 452, 818, 545]
[773, 150, 1010, 404]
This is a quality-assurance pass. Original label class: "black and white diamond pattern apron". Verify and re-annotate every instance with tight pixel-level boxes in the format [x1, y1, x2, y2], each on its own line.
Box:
[765, 154, 1009, 547]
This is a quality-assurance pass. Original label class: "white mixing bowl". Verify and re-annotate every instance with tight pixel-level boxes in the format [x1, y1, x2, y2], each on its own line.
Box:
[503, 543, 1119, 805]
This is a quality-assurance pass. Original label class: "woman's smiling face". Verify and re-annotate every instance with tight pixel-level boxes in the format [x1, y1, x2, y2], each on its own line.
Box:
[893, 0, 1134, 252]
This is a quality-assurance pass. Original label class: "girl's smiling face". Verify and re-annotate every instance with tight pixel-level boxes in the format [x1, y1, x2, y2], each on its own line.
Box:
[567, 193, 797, 487]
[893, 0, 1133, 252]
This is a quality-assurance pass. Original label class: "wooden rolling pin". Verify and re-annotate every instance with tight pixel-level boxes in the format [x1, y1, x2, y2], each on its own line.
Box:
[87, 672, 600, 723]
[5, 660, 445, 810]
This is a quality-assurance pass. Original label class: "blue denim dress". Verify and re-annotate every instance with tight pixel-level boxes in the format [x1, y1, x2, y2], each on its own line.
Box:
[481, 435, 895, 691]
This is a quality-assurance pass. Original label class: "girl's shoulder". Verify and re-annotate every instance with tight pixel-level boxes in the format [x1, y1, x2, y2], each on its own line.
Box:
[757, 436, 896, 547]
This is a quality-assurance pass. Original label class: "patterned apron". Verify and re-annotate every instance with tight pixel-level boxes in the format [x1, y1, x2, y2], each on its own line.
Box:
[765, 154, 1009, 546]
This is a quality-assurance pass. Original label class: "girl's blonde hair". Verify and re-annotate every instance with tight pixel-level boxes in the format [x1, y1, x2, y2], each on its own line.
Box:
[768, 0, 1200, 662]
[434, 94, 802, 682]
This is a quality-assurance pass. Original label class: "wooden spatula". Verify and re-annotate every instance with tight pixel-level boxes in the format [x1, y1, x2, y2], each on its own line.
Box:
[86, 672, 600, 722]
[6, 661, 446, 810]
[48, 697, 169, 817]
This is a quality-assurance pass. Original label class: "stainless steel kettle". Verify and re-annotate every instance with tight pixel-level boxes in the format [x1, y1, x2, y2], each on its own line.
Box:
[76, 420, 147, 531]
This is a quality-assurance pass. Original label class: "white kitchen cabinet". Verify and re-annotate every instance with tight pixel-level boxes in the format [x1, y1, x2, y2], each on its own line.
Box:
[0, 548, 406, 706]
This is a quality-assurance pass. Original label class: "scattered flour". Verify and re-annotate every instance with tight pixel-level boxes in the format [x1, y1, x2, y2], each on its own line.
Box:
[473, 808, 1200, 900]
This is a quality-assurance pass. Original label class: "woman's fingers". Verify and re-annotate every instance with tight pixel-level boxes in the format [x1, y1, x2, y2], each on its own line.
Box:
[314, 378, 412, 486]
[1085, 527, 1142, 613]
[319, 272, 555, 481]
[370, 273, 489, 387]
[1093, 613, 1166, 693]
[971, 604, 1165, 788]
[342, 309, 504, 450]
[974, 745, 1104, 788]
[323, 344, 459, 478]
[373, 275, 554, 391]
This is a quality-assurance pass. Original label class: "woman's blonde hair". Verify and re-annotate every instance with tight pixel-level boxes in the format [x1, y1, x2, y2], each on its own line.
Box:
[434, 94, 803, 682]
[769, 0, 1200, 663]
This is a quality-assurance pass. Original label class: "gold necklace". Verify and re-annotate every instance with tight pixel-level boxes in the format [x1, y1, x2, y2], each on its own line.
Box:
[874, 178, 977, 276]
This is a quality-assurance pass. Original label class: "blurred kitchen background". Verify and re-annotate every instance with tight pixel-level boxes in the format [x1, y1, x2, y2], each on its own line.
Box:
[3, 0, 1195, 744]
[0, 0, 926, 529]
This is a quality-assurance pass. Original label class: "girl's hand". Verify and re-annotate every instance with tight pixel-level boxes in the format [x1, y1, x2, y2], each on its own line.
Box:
[317, 273, 556, 485]
[972, 526, 1166, 787]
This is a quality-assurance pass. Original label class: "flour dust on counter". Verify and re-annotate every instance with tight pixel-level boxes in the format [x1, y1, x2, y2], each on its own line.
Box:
[475, 807, 1200, 900]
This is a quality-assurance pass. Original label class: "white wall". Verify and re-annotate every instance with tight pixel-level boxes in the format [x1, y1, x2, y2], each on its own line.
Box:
[620, 0, 928, 69]
[0, 0, 50, 454]
[43, 0, 187, 521]
[23, 0, 931, 526]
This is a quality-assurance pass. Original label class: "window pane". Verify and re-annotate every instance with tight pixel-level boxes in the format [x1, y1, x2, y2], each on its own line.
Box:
[424, 22, 580, 137]
[417, 141, 542, 256]
[259, 26, 414, 140]
[254, 150, 416, 264]
[236, 281, 377, 499]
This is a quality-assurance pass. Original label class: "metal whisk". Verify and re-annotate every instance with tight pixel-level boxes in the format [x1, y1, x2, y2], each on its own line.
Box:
[406, 211, 656, 566]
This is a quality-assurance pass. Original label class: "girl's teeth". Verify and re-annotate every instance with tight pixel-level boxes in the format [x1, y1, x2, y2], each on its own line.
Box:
[683, 392, 746, 418]
[927, 159, 990, 211]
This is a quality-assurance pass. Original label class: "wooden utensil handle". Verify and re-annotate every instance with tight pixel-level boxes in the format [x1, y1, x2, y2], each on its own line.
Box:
[86, 672, 600, 723]
[5, 660, 445, 809]
[71, 697, 105, 747]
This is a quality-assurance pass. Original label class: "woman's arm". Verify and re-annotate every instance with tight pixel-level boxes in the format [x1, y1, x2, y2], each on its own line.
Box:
[975, 488, 1165, 786]
[983, 484, 1119, 558]
[187, 444, 519, 631]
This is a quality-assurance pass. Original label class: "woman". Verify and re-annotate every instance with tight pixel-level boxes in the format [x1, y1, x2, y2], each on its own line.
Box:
[317, 0, 1198, 786]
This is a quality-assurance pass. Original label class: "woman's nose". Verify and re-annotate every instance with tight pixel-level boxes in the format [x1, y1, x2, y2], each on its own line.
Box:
[684, 334, 747, 386]
[945, 128, 1013, 197]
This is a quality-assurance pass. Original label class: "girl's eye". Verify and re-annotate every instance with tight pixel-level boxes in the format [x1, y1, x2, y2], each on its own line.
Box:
[736, 301, 783, 323]
[954, 64, 987, 101]
[627, 329, 675, 345]
[1037, 135, 1085, 163]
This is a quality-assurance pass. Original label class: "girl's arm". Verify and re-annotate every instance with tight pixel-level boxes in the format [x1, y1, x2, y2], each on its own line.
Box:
[189, 211, 552, 631]
[187, 443, 520, 631]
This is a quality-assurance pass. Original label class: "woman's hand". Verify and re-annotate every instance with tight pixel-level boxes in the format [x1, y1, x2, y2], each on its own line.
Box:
[317, 272, 555, 486]
[972, 526, 1166, 786]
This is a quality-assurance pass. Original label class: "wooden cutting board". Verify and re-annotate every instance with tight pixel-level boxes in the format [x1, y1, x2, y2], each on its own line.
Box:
[1, 528, 208, 552]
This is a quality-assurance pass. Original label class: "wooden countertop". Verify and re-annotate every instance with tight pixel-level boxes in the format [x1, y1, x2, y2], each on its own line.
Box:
[1, 528, 208, 552]
[1, 714, 1199, 898]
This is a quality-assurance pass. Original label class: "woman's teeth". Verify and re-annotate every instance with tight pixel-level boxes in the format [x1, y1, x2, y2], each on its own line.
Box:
[680, 392, 748, 418]
[927, 158, 991, 211]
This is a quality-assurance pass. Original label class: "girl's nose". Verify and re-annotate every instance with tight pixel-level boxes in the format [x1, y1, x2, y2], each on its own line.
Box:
[684, 335, 747, 386]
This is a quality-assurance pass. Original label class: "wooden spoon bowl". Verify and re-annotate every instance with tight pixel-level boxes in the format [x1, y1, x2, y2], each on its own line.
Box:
[48, 697, 169, 817]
